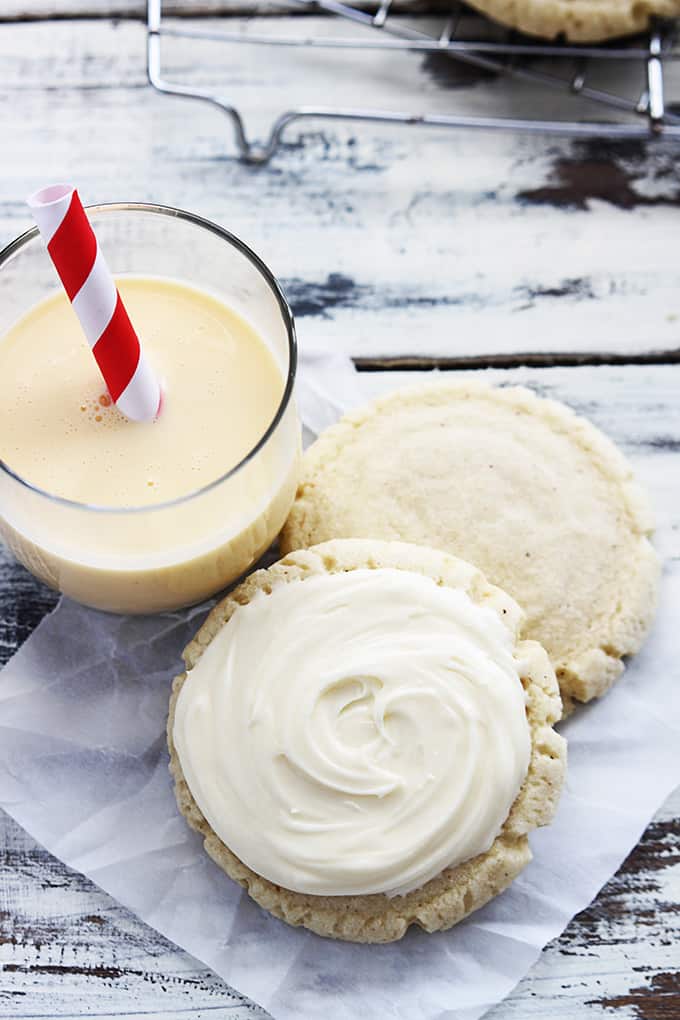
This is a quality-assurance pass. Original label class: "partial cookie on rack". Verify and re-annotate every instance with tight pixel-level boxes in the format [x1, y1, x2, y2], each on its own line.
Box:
[464, 0, 680, 42]
[168, 539, 566, 943]
[281, 381, 659, 708]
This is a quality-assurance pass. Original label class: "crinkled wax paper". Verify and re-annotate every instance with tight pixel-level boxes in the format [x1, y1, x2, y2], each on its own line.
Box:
[0, 353, 678, 1020]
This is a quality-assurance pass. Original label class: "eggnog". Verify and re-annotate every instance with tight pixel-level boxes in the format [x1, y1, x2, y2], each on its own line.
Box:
[0, 276, 299, 613]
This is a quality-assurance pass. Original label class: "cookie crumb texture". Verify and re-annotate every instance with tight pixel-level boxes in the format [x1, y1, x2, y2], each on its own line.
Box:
[464, 0, 680, 42]
[282, 382, 659, 707]
[168, 540, 566, 943]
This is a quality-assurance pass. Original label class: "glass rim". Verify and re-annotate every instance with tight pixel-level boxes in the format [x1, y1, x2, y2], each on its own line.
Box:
[0, 201, 297, 515]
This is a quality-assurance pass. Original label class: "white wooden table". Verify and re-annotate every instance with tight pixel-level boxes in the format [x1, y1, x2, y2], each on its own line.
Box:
[1, 5, 679, 1018]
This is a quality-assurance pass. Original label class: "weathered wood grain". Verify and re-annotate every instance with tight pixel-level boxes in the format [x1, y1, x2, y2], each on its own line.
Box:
[2, 18, 680, 360]
[1, 0, 450, 20]
[0, 561, 57, 673]
[0, 815, 266, 1019]
[0, 786, 678, 1019]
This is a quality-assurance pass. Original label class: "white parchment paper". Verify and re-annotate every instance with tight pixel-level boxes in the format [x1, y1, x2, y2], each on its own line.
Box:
[0, 355, 678, 1020]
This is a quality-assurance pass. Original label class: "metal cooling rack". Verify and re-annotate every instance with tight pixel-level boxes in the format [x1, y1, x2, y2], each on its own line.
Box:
[147, 0, 680, 162]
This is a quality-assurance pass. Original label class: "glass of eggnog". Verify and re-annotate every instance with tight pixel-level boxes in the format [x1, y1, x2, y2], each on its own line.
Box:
[0, 203, 300, 614]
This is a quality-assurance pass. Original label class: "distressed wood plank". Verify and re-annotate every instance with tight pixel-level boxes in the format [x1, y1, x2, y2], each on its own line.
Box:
[0, 363, 678, 1017]
[0, 817, 266, 1019]
[3, 18, 680, 359]
[0, 559, 57, 672]
[0, 790, 674, 1020]
[2, 789, 678, 1019]
[1, 0, 449, 20]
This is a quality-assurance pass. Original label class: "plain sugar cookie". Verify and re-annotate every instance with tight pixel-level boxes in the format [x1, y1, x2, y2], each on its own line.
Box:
[168, 539, 566, 943]
[281, 381, 659, 707]
[464, 0, 680, 42]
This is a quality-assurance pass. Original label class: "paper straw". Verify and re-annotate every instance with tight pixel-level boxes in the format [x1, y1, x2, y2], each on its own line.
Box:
[27, 184, 161, 423]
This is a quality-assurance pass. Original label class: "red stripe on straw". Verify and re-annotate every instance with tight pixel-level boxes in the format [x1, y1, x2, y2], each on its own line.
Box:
[46, 190, 97, 301]
[92, 294, 141, 402]
[28, 183, 161, 421]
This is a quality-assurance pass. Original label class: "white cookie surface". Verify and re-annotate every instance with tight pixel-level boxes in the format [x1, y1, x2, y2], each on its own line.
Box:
[282, 382, 659, 705]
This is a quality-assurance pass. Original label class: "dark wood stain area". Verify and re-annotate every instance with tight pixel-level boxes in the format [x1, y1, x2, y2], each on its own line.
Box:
[588, 971, 680, 1019]
[518, 139, 680, 211]
[0, 834, 253, 1000]
[569, 819, 680, 936]
[515, 276, 596, 302]
[285, 274, 613, 322]
[353, 349, 680, 370]
[0, 559, 58, 668]
[283, 273, 367, 318]
[420, 50, 499, 88]
[284, 274, 470, 318]
[3, 962, 127, 980]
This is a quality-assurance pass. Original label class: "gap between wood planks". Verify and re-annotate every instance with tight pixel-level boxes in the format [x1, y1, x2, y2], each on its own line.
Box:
[353, 349, 680, 371]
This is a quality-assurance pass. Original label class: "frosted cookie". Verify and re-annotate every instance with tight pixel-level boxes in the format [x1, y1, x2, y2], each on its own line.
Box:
[169, 539, 565, 943]
[464, 0, 680, 42]
[281, 382, 658, 707]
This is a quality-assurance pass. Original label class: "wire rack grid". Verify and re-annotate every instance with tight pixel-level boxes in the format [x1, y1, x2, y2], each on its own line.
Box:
[146, 0, 680, 163]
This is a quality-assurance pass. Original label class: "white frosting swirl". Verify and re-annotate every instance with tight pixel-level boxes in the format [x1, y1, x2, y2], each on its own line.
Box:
[173, 568, 531, 897]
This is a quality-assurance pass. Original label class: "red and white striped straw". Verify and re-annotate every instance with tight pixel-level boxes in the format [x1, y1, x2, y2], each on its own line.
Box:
[27, 184, 161, 423]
